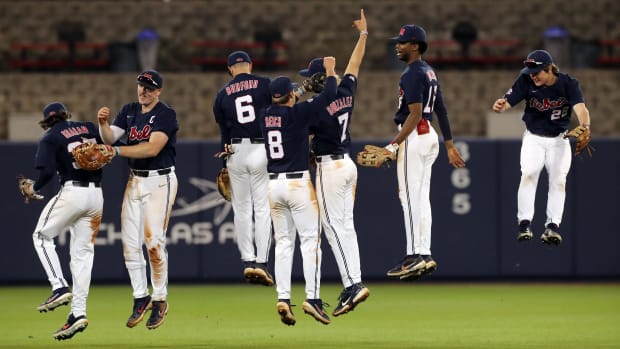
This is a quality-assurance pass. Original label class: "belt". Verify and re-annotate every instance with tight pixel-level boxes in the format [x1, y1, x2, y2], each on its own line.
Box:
[231, 138, 264, 144]
[534, 131, 561, 138]
[316, 154, 346, 163]
[131, 167, 173, 177]
[269, 172, 305, 180]
[65, 181, 101, 188]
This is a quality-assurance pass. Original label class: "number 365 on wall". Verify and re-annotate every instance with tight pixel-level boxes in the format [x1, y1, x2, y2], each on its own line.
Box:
[451, 141, 470, 215]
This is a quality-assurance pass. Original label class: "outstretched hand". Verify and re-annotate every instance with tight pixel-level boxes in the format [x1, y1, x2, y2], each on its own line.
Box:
[353, 9, 367, 33]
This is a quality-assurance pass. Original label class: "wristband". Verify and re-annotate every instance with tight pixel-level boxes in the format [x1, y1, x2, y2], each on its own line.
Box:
[295, 87, 304, 96]
[360, 30, 368, 36]
[115, 146, 120, 156]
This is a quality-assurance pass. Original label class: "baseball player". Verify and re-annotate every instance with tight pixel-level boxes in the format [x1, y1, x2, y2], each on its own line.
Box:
[98, 70, 179, 330]
[27, 102, 105, 340]
[213, 50, 274, 286]
[385, 24, 466, 281]
[492, 49, 591, 244]
[260, 57, 338, 326]
[298, 9, 369, 317]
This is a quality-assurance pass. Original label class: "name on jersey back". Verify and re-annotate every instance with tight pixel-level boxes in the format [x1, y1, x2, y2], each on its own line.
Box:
[226, 79, 259, 96]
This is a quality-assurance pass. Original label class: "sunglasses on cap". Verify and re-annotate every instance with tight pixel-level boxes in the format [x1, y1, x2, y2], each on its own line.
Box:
[523, 59, 546, 69]
[137, 75, 160, 89]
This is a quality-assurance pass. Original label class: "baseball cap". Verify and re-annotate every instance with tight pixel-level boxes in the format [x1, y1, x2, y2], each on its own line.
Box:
[42, 102, 68, 120]
[270, 76, 295, 98]
[521, 50, 553, 75]
[227, 50, 252, 66]
[298, 57, 325, 77]
[136, 70, 163, 89]
[392, 24, 428, 53]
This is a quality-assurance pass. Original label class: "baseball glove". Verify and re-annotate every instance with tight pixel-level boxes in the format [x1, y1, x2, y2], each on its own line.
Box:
[71, 143, 116, 170]
[17, 176, 44, 203]
[356, 145, 396, 168]
[564, 125, 593, 156]
[217, 168, 231, 201]
[302, 72, 326, 93]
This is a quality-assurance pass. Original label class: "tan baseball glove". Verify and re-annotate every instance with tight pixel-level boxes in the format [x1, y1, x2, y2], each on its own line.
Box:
[356, 144, 397, 168]
[564, 125, 593, 157]
[72, 143, 116, 170]
[17, 176, 44, 203]
[217, 168, 231, 201]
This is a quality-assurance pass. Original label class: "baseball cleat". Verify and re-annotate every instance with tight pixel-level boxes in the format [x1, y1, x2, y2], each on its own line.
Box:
[541, 224, 562, 245]
[517, 220, 534, 241]
[421, 255, 438, 275]
[126, 295, 152, 328]
[37, 287, 72, 312]
[53, 313, 88, 340]
[242, 261, 256, 281]
[332, 283, 370, 317]
[387, 255, 426, 278]
[276, 299, 296, 326]
[146, 300, 168, 330]
[246, 262, 275, 286]
[302, 299, 331, 325]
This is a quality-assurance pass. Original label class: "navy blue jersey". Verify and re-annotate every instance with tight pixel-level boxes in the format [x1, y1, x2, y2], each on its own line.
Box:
[395, 60, 453, 141]
[213, 73, 272, 146]
[309, 74, 357, 156]
[260, 76, 338, 173]
[33, 120, 103, 190]
[112, 101, 178, 170]
[504, 73, 585, 135]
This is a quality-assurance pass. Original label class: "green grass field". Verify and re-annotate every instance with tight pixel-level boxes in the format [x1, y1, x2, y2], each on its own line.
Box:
[1, 282, 619, 349]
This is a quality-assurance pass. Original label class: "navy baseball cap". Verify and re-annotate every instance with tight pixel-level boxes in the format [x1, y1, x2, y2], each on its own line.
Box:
[299, 57, 325, 77]
[227, 50, 252, 66]
[392, 24, 428, 53]
[136, 70, 163, 89]
[42, 102, 67, 120]
[270, 76, 295, 98]
[521, 50, 553, 75]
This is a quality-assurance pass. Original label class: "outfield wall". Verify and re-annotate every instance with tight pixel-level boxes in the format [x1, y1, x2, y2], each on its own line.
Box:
[1, 139, 618, 283]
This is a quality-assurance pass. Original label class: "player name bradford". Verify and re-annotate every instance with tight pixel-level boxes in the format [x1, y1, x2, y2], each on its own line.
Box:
[225, 79, 259, 95]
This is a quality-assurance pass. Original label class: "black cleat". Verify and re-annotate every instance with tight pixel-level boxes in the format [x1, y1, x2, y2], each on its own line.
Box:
[332, 283, 370, 317]
[541, 223, 562, 245]
[276, 299, 296, 326]
[421, 255, 438, 275]
[126, 295, 152, 328]
[302, 299, 331, 324]
[146, 300, 168, 329]
[37, 287, 72, 312]
[53, 313, 88, 340]
[247, 262, 275, 286]
[386, 254, 426, 278]
[517, 220, 534, 241]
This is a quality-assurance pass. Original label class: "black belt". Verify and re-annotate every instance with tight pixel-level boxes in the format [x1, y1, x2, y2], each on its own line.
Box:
[67, 181, 101, 187]
[131, 168, 172, 177]
[532, 130, 561, 138]
[269, 172, 304, 180]
[316, 154, 345, 162]
[231, 138, 264, 144]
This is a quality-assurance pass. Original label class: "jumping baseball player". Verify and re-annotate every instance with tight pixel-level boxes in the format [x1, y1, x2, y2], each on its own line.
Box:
[260, 57, 338, 326]
[98, 70, 178, 330]
[492, 49, 591, 244]
[298, 9, 369, 317]
[26, 102, 105, 340]
[213, 50, 274, 286]
[384, 24, 466, 281]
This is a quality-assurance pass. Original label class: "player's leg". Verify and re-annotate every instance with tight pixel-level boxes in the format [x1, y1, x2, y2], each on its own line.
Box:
[248, 146, 272, 265]
[316, 158, 360, 288]
[227, 144, 256, 265]
[32, 189, 75, 311]
[517, 132, 546, 224]
[270, 181, 295, 300]
[121, 177, 149, 299]
[416, 129, 440, 257]
[541, 137, 572, 244]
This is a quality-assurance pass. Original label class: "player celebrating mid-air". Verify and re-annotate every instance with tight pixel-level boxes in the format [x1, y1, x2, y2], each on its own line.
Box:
[298, 9, 369, 317]
[213, 51, 274, 286]
[492, 49, 591, 245]
[25, 102, 106, 340]
[260, 57, 338, 326]
[98, 70, 178, 330]
[384, 24, 466, 281]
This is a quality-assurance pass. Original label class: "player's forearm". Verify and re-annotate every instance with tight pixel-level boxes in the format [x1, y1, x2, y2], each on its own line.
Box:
[116, 142, 163, 159]
[99, 124, 117, 145]
[392, 113, 420, 145]
[573, 103, 591, 128]
[344, 34, 367, 77]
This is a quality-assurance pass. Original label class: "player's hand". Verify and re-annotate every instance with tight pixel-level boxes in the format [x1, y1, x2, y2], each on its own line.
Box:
[492, 98, 507, 113]
[97, 107, 110, 125]
[322, 56, 336, 75]
[353, 9, 367, 33]
[447, 147, 466, 168]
